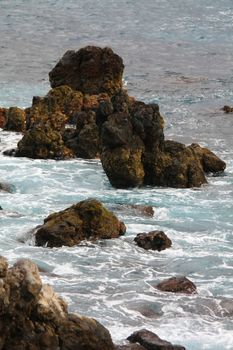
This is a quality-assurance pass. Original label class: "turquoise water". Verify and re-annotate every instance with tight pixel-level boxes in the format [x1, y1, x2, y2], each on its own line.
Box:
[1, 1, 233, 349]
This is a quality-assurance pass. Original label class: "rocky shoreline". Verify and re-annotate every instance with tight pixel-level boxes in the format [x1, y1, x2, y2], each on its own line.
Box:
[0, 45, 228, 349]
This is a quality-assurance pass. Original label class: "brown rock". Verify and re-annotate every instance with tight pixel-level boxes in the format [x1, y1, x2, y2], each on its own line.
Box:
[222, 105, 233, 113]
[189, 143, 226, 173]
[156, 276, 197, 295]
[0, 108, 7, 128]
[0, 257, 8, 278]
[134, 231, 172, 251]
[35, 198, 126, 247]
[127, 329, 186, 350]
[49, 46, 124, 96]
[0, 257, 115, 350]
[4, 107, 26, 132]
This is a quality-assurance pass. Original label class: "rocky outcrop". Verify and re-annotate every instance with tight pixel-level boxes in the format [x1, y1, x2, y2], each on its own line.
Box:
[4, 107, 26, 132]
[156, 276, 197, 295]
[49, 46, 124, 95]
[35, 198, 126, 247]
[134, 231, 172, 251]
[189, 143, 226, 174]
[0, 256, 114, 350]
[126, 329, 186, 350]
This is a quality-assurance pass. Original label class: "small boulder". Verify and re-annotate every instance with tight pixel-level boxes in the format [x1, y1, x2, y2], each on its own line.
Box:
[156, 276, 197, 295]
[222, 105, 233, 113]
[134, 231, 172, 251]
[35, 198, 126, 247]
[49, 46, 124, 96]
[189, 143, 226, 174]
[127, 329, 186, 350]
[0, 107, 7, 128]
[4, 107, 26, 132]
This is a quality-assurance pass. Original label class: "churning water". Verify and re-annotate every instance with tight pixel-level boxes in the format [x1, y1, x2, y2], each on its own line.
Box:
[0, 1, 233, 349]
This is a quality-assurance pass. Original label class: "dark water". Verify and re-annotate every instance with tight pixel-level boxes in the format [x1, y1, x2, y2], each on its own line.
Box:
[0, 1, 233, 349]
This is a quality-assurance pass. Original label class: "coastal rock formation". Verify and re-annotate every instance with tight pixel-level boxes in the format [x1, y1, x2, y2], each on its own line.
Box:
[35, 198, 126, 247]
[49, 46, 124, 95]
[126, 329, 186, 350]
[99, 92, 208, 188]
[156, 276, 197, 294]
[134, 231, 172, 251]
[189, 143, 226, 173]
[0, 257, 114, 350]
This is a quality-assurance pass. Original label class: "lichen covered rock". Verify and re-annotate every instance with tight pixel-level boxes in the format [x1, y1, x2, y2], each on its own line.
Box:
[35, 198, 126, 247]
[0, 257, 114, 350]
[49, 46, 124, 95]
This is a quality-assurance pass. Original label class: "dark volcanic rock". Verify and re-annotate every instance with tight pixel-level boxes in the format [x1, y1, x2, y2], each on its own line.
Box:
[35, 198, 126, 247]
[189, 143, 226, 174]
[127, 329, 186, 350]
[49, 46, 124, 95]
[134, 231, 172, 251]
[0, 257, 114, 350]
[156, 276, 197, 295]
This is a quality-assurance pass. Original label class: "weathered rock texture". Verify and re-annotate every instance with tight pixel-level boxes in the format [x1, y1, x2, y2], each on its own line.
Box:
[35, 198, 126, 247]
[49, 46, 124, 95]
[134, 231, 172, 251]
[127, 329, 186, 350]
[4, 107, 26, 132]
[0, 256, 114, 350]
[156, 276, 197, 295]
[0, 108, 7, 128]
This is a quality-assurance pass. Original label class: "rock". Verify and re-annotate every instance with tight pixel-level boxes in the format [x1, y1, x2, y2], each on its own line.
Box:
[189, 143, 226, 174]
[63, 110, 100, 158]
[127, 329, 186, 350]
[0, 182, 15, 193]
[35, 198, 126, 247]
[0, 257, 114, 350]
[49, 46, 124, 95]
[0, 108, 7, 128]
[4, 107, 26, 132]
[156, 276, 197, 295]
[134, 231, 172, 251]
[110, 204, 154, 218]
[100, 93, 207, 188]
[222, 105, 233, 113]
[16, 121, 73, 159]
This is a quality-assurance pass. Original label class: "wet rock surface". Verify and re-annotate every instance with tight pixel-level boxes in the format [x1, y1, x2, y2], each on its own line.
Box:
[0, 257, 114, 350]
[156, 276, 197, 295]
[35, 198, 126, 247]
[134, 231, 172, 251]
[49, 46, 124, 95]
[189, 143, 226, 173]
[127, 329, 186, 350]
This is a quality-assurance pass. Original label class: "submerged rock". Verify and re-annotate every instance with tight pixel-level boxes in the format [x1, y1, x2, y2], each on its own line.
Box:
[127, 329, 186, 350]
[0, 257, 114, 350]
[134, 231, 172, 251]
[189, 143, 226, 174]
[156, 276, 197, 295]
[35, 198, 126, 247]
[49, 46, 124, 95]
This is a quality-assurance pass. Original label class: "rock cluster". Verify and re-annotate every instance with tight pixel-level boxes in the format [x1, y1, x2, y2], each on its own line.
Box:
[35, 198, 126, 247]
[0, 256, 114, 350]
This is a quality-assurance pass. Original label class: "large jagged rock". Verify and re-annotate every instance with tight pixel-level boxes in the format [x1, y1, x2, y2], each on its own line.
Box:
[49, 46, 124, 95]
[156, 276, 197, 295]
[35, 198, 126, 247]
[127, 329, 186, 350]
[0, 257, 114, 350]
[4, 107, 26, 132]
[99, 91, 209, 188]
[188, 143, 226, 174]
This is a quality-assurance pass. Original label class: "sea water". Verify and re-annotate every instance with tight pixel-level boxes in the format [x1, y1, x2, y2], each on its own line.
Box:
[0, 1, 233, 349]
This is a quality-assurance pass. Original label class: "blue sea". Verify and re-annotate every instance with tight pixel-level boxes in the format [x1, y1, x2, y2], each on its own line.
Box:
[0, 1, 233, 349]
